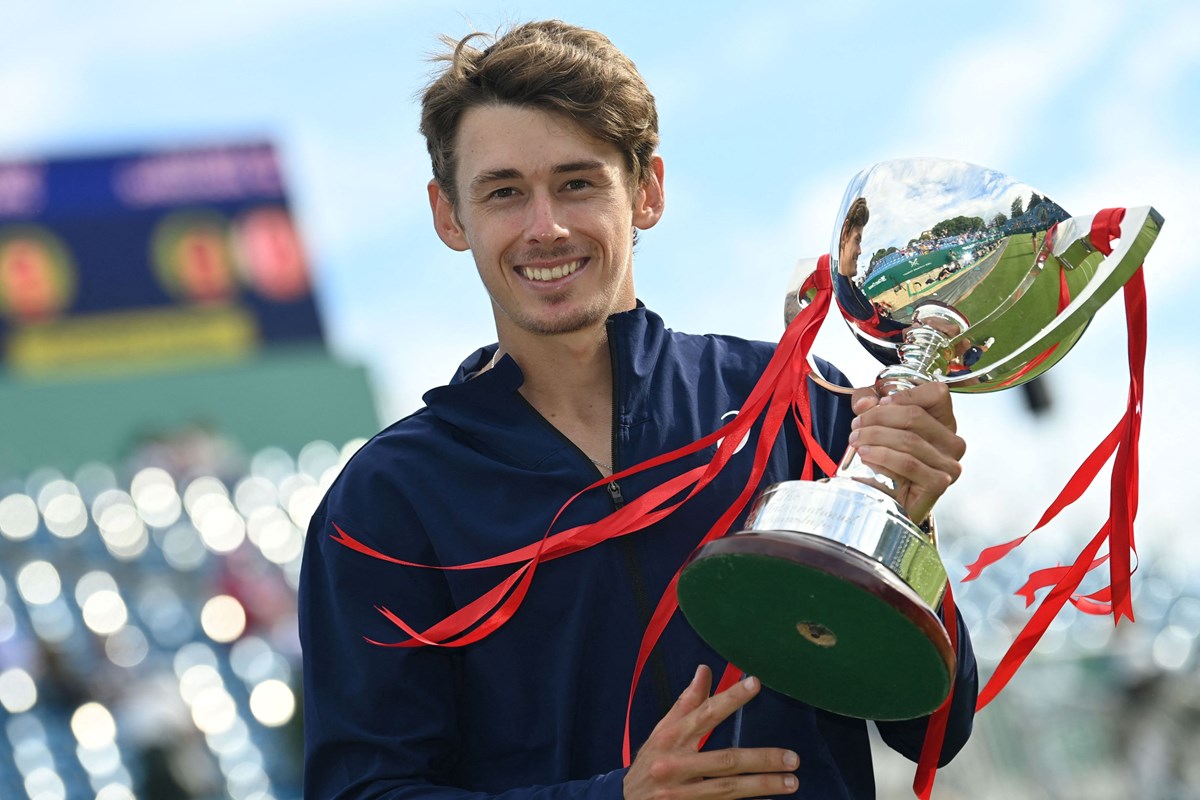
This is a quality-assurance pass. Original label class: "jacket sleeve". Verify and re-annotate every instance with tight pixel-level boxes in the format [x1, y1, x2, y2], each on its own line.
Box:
[874, 603, 978, 766]
[298, 462, 628, 800]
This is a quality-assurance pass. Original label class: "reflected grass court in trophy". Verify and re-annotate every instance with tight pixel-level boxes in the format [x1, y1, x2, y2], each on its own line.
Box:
[677, 158, 1163, 720]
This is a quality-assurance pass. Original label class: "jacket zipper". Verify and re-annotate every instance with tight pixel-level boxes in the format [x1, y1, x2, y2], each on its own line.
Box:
[606, 481, 625, 509]
[607, 318, 674, 718]
[606, 317, 624, 510]
[511, 322, 671, 715]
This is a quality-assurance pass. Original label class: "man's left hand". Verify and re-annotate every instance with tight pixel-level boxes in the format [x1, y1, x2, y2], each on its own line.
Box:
[847, 381, 965, 524]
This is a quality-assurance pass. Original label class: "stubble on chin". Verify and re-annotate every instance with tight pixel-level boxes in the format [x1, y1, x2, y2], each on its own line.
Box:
[516, 304, 606, 336]
[502, 288, 619, 336]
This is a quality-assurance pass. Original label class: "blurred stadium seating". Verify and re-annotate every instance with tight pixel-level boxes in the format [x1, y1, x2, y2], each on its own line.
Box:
[0, 436, 1196, 799]
[873, 512, 1200, 799]
[0, 436, 360, 800]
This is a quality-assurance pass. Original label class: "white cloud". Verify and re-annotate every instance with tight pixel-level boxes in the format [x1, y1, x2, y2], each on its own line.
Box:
[4, 0, 400, 63]
[0, 55, 86, 152]
[894, 1, 1125, 165]
[286, 128, 430, 261]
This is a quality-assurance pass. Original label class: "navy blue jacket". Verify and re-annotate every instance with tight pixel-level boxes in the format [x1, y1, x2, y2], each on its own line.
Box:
[300, 306, 977, 799]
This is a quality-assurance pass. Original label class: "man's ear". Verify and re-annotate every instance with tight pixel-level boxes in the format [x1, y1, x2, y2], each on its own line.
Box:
[632, 155, 665, 232]
[428, 179, 470, 252]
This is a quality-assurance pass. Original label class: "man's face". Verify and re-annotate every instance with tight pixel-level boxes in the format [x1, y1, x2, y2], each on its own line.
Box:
[839, 225, 863, 277]
[429, 104, 663, 339]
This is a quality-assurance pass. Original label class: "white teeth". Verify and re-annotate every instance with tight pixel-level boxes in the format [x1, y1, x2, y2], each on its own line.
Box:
[521, 260, 581, 282]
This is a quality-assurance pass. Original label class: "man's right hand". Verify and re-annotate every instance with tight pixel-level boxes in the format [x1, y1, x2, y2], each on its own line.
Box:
[623, 665, 800, 799]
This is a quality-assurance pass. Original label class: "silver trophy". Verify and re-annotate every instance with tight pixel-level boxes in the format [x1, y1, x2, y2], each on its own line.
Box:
[678, 157, 1162, 720]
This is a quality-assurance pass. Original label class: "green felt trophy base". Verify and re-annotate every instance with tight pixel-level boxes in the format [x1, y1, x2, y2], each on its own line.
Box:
[678, 531, 954, 720]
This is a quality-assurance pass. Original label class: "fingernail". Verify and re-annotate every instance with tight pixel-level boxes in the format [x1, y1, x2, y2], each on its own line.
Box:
[741, 676, 758, 691]
[784, 775, 798, 790]
[783, 751, 799, 769]
[693, 665, 704, 682]
[847, 430, 858, 445]
[849, 416, 860, 430]
[880, 395, 894, 405]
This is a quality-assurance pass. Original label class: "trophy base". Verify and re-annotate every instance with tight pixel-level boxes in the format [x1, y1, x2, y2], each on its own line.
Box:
[677, 481, 954, 720]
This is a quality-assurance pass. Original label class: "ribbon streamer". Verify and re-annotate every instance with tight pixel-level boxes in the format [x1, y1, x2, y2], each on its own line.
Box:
[964, 208, 1144, 711]
[913, 584, 959, 800]
[333, 261, 841, 763]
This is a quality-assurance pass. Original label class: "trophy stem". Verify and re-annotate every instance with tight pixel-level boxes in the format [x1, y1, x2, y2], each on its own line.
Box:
[836, 304, 968, 499]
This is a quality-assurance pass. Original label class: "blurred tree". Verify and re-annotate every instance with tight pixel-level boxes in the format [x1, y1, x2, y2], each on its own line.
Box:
[870, 246, 898, 266]
[931, 215, 985, 238]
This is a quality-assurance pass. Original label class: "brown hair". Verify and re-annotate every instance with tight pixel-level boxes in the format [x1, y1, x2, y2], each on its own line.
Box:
[841, 197, 869, 241]
[420, 20, 659, 205]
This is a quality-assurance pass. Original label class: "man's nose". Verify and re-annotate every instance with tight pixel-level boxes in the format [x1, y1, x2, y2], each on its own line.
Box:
[525, 192, 568, 244]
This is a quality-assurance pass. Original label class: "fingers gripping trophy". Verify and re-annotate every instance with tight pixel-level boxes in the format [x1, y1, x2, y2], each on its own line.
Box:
[677, 157, 1164, 720]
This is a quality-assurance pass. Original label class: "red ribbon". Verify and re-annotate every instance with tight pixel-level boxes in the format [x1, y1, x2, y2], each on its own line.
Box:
[913, 583, 959, 800]
[994, 245, 1072, 390]
[333, 259, 840, 762]
[623, 266, 834, 761]
[963, 209, 1144, 711]
[1090, 208, 1126, 254]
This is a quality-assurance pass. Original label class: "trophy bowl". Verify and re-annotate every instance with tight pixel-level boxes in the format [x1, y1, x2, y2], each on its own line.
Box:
[678, 158, 1163, 720]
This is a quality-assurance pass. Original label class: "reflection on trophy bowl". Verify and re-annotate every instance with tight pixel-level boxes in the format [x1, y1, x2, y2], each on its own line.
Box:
[680, 158, 1163, 720]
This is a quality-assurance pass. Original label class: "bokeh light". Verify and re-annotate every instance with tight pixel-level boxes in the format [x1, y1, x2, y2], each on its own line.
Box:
[81, 590, 129, 636]
[17, 560, 61, 606]
[0, 667, 38, 713]
[191, 686, 238, 735]
[178, 663, 222, 706]
[201, 594, 247, 643]
[70, 702, 117, 750]
[130, 467, 182, 528]
[41, 481, 87, 539]
[197, 503, 247, 553]
[24, 766, 66, 800]
[104, 625, 149, 669]
[93, 489, 149, 559]
[160, 521, 208, 570]
[0, 493, 39, 540]
[248, 679, 295, 727]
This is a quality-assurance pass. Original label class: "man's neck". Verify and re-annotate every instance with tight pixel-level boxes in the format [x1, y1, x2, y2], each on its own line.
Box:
[499, 322, 617, 470]
[506, 324, 612, 415]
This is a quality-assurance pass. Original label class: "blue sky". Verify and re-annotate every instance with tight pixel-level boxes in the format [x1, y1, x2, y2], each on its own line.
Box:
[2, 0, 1197, 572]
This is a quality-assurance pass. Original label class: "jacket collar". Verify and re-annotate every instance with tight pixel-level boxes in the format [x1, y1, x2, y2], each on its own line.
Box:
[420, 303, 665, 470]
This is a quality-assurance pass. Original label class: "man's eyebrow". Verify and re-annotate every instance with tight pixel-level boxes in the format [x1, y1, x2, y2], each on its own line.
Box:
[553, 159, 606, 174]
[470, 168, 522, 190]
[469, 160, 610, 192]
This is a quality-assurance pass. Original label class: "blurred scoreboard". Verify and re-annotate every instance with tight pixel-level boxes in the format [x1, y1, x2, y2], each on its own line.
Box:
[0, 142, 323, 376]
[0, 142, 380, 473]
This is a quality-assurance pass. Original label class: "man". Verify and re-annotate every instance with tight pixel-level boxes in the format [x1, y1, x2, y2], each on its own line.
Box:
[300, 20, 976, 799]
[831, 198, 905, 346]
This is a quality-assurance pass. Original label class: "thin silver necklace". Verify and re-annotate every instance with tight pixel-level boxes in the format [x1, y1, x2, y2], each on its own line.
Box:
[491, 349, 613, 473]
[588, 456, 613, 473]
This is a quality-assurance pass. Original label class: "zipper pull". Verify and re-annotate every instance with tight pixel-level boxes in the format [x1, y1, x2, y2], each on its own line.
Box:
[606, 480, 625, 509]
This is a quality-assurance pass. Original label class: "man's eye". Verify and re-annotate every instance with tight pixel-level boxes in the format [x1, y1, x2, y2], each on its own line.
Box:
[490, 187, 517, 199]
[564, 179, 591, 191]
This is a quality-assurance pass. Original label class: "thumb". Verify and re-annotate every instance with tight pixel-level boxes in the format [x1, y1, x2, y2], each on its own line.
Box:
[851, 386, 880, 416]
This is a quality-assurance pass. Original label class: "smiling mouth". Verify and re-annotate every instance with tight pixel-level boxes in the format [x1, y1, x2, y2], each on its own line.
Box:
[518, 259, 584, 282]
